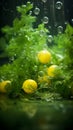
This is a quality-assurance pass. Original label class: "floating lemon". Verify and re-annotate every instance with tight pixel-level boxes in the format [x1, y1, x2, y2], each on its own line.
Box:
[37, 50, 51, 64]
[22, 79, 38, 94]
[47, 65, 58, 77]
[0, 80, 11, 93]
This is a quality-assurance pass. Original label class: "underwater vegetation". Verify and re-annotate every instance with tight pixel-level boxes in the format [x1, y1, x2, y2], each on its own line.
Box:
[0, 2, 73, 100]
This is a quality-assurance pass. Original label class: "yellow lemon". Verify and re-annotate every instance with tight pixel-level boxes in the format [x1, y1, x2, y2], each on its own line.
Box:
[22, 79, 38, 94]
[47, 65, 58, 77]
[37, 50, 51, 64]
[0, 80, 11, 93]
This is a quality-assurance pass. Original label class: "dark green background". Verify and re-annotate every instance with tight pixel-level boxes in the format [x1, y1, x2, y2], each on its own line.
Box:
[0, 0, 73, 36]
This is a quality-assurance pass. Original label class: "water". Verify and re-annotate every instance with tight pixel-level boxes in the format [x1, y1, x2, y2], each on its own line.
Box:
[0, 96, 73, 130]
[0, 1, 73, 129]
[0, 0, 66, 35]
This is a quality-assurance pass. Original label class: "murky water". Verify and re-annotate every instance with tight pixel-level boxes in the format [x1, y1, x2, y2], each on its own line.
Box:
[0, 96, 73, 130]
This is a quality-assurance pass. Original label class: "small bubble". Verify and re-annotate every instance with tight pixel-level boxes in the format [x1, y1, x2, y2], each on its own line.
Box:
[71, 19, 73, 24]
[42, 0, 47, 3]
[14, 54, 17, 58]
[29, 10, 32, 15]
[55, 1, 63, 10]
[19, 33, 22, 36]
[48, 35, 53, 43]
[57, 26, 63, 34]
[22, 5, 26, 8]
[48, 26, 51, 29]
[34, 65, 38, 71]
[34, 7, 40, 15]
[25, 35, 30, 41]
[10, 57, 15, 62]
[65, 21, 68, 25]
[43, 16, 49, 24]
[38, 71, 44, 76]
[27, 1, 31, 4]
[40, 30, 45, 36]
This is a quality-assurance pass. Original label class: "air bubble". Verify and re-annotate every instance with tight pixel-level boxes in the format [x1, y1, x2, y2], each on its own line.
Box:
[40, 30, 45, 36]
[43, 16, 49, 24]
[22, 5, 26, 8]
[57, 26, 63, 34]
[38, 71, 44, 76]
[10, 57, 15, 62]
[65, 21, 68, 25]
[34, 65, 38, 72]
[48, 35, 53, 43]
[42, 0, 47, 3]
[29, 10, 32, 15]
[34, 7, 40, 15]
[14, 54, 17, 58]
[48, 26, 51, 29]
[55, 1, 63, 10]
[71, 19, 73, 24]
[27, 1, 31, 4]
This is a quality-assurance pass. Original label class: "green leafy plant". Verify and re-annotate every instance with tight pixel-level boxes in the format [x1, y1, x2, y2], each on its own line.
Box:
[50, 24, 73, 98]
[0, 2, 49, 97]
[0, 2, 73, 100]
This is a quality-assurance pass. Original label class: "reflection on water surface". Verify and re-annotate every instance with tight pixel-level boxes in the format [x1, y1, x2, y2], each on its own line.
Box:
[0, 96, 73, 130]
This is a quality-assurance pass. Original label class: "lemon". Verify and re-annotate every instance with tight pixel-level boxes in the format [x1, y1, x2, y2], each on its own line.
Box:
[0, 80, 11, 93]
[22, 79, 38, 94]
[47, 65, 58, 77]
[37, 50, 51, 64]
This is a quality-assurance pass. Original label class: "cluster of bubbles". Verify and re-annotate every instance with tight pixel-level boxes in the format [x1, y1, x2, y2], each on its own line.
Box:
[33, 0, 64, 34]
[33, 1, 49, 24]
[34, 7, 49, 24]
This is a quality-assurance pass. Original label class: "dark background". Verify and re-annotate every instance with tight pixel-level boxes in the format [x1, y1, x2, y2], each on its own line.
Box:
[0, 0, 73, 36]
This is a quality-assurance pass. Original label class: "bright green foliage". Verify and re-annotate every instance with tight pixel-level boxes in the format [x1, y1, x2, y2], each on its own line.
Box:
[54, 24, 73, 67]
[50, 24, 73, 98]
[0, 2, 49, 97]
[0, 2, 73, 99]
